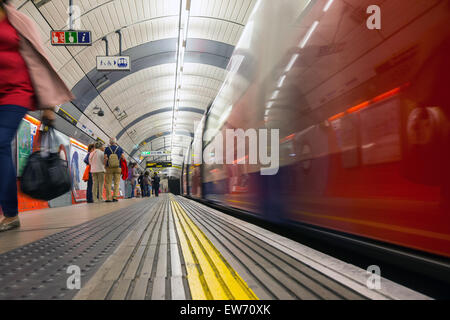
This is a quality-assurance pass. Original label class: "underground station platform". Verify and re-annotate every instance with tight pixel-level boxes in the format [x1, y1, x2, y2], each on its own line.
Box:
[0, 195, 428, 300]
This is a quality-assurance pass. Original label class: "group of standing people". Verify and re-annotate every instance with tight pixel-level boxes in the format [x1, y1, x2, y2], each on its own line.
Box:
[83, 142, 161, 202]
[84, 137, 125, 203]
[127, 165, 160, 198]
[137, 171, 161, 198]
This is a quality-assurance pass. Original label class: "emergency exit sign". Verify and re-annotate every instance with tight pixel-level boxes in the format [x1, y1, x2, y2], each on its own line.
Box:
[51, 30, 92, 46]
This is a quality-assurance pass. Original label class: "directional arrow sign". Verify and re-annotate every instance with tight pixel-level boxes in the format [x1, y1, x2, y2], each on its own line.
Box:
[51, 30, 92, 46]
[97, 56, 131, 71]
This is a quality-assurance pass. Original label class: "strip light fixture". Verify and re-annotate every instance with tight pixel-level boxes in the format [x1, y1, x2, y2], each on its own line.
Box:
[299, 20, 319, 49]
[323, 0, 335, 12]
[171, 0, 191, 152]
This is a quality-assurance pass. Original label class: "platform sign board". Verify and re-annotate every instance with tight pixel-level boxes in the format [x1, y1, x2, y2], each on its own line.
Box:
[96, 56, 131, 71]
[146, 162, 172, 168]
[142, 151, 169, 156]
[57, 107, 78, 126]
[51, 30, 92, 46]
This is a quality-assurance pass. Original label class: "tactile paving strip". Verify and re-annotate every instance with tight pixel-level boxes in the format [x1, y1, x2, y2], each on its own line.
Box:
[176, 197, 369, 300]
[74, 197, 192, 300]
[0, 199, 158, 300]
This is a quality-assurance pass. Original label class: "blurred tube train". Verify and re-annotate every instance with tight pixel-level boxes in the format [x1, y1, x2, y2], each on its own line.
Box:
[181, 0, 450, 258]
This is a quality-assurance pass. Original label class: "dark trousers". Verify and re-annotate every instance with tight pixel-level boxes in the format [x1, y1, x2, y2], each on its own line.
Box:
[144, 184, 150, 197]
[0, 105, 27, 218]
[141, 184, 147, 197]
[86, 173, 93, 202]
[153, 184, 159, 197]
[130, 181, 136, 198]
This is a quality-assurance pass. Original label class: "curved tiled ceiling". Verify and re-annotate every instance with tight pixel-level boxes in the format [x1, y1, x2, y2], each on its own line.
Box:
[13, 0, 257, 173]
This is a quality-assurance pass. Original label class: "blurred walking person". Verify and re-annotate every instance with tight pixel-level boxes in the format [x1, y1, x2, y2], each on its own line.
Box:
[89, 142, 106, 203]
[0, 0, 74, 232]
[104, 138, 124, 202]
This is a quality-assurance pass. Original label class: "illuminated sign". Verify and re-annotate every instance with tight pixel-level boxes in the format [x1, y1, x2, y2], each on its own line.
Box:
[51, 30, 92, 46]
[57, 107, 78, 126]
[146, 162, 172, 168]
[142, 151, 170, 156]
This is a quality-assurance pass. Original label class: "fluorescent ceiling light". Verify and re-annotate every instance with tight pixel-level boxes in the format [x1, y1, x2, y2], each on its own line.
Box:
[299, 21, 319, 49]
[323, 0, 334, 12]
[285, 54, 299, 72]
[271, 90, 279, 100]
[277, 75, 286, 88]
[266, 101, 274, 109]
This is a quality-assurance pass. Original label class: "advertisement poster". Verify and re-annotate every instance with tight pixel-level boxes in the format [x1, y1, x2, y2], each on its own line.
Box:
[70, 142, 88, 202]
[16, 119, 33, 177]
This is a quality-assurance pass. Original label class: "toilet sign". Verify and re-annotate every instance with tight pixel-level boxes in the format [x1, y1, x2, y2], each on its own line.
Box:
[51, 30, 92, 46]
[96, 56, 131, 71]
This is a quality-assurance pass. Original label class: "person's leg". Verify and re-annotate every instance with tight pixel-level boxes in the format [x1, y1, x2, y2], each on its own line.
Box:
[87, 173, 93, 203]
[113, 173, 120, 200]
[105, 171, 113, 201]
[0, 105, 27, 230]
[92, 173, 99, 203]
[128, 181, 132, 198]
[130, 181, 135, 198]
[98, 172, 105, 201]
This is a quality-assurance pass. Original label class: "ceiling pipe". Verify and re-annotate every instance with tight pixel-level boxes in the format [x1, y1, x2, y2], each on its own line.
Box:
[102, 36, 109, 56]
[68, 0, 73, 30]
[115, 30, 122, 56]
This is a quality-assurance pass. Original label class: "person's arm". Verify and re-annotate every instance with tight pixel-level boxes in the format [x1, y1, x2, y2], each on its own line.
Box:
[84, 153, 90, 165]
[100, 151, 106, 169]
[89, 150, 95, 165]
[39, 109, 56, 127]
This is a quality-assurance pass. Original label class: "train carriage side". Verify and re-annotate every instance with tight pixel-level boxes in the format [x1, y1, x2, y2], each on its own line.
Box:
[194, 0, 450, 258]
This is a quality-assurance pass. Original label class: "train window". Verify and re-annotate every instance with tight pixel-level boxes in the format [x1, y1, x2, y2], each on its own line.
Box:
[360, 98, 401, 165]
[331, 113, 359, 169]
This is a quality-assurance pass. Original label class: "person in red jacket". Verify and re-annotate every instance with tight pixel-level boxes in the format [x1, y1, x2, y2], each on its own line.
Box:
[120, 157, 128, 181]
[0, 0, 74, 232]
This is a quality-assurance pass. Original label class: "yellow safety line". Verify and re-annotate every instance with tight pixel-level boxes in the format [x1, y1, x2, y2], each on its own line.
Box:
[170, 198, 258, 300]
[171, 201, 209, 300]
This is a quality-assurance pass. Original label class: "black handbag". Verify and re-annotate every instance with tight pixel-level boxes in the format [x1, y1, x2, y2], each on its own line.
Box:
[20, 127, 71, 201]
